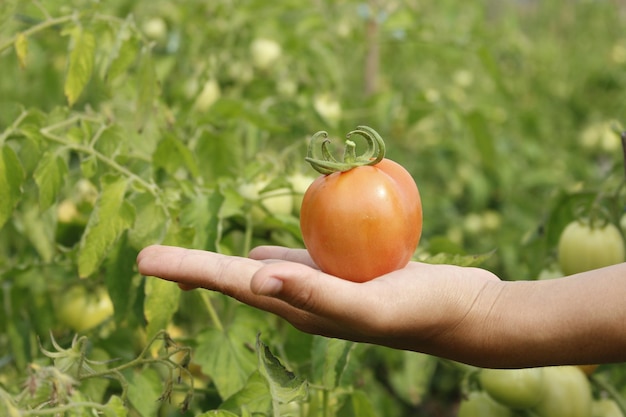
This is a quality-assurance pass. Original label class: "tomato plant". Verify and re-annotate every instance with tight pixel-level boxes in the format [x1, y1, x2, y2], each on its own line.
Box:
[479, 367, 545, 409]
[557, 218, 625, 276]
[531, 366, 592, 417]
[2, 0, 626, 416]
[300, 126, 423, 282]
[457, 391, 513, 417]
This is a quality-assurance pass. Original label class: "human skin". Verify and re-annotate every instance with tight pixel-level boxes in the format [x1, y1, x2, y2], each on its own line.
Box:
[136, 244, 626, 369]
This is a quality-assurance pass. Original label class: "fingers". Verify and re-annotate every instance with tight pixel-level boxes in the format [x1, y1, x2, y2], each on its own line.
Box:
[249, 246, 318, 268]
[137, 245, 261, 298]
[137, 245, 381, 341]
[250, 262, 375, 328]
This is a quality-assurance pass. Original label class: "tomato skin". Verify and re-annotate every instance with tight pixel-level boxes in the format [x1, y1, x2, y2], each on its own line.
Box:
[56, 285, 114, 332]
[300, 158, 422, 282]
[558, 219, 625, 276]
[531, 366, 592, 417]
[457, 391, 514, 417]
[479, 367, 545, 409]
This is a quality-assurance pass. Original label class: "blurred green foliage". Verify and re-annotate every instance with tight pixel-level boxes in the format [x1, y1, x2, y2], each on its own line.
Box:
[1, 0, 626, 416]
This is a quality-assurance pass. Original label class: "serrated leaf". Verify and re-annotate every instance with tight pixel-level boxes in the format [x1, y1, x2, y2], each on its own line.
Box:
[257, 335, 308, 404]
[78, 175, 135, 277]
[128, 192, 169, 249]
[195, 129, 244, 181]
[14, 32, 27, 68]
[144, 278, 180, 340]
[135, 47, 159, 132]
[194, 319, 258, 399]
[102, 395, 128, 417]
[106, 235, 139, 324]
[0, 145, 24, 229]
[337, 390, 378, 417]
[64, 27, 96, 106]
[389, 351, 438, 406]
[464, 110, 497, 177]
[104, 16, 137, 82]
[422, 250, 495, 267]
[311, 337, 354, 390]
[196, 411, 239, 417]
[179, 190, 223, 251]
[21, 203, 55, 262]
[33, 151, 68, 212]
[219, 371, 271, 415]
[153, 133, 200, 179]
[126, 369, 161, 417]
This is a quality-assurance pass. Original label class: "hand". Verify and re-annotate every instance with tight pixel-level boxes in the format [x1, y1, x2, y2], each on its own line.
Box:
[136, 244, 503, 365]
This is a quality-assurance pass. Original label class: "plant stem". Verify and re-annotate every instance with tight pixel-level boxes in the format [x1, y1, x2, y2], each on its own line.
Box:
[199, 291, 224, 332]
[0, 14, 76, 54]
[0, 109, 29, 145]
[39, 116, 160, 196]
[20, 401, 108, 415]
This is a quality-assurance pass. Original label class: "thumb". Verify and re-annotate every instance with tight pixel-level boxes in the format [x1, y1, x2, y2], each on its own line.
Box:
[250, 262, 359, 316]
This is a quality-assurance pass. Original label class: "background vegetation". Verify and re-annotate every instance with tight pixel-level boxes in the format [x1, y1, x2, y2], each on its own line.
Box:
[1, 0, 625, 416]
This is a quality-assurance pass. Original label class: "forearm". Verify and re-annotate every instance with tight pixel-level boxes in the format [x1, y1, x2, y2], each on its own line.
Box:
[458, 263, 626, 368]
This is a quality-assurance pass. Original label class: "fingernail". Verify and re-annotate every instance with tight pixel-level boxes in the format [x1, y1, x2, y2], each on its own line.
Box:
[254, 276, 283, 296]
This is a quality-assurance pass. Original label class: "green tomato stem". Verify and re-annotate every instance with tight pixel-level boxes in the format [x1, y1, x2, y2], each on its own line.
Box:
[305, 125, 386, 174]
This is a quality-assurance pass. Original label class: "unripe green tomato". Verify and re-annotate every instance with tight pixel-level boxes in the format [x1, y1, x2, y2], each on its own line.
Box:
[193, 79, 221, 112]
[592, 398, 624, 417]
[457, 391, 514, 417]
[531, 366, 592, 417]
[238, 180, 293, 221]
[142, 17, 168, 41]
[287, 173, 316, 215]
[56, 286, 114, 332]
[557, 219, 625, 276]
[479, 367, 545, 409]
[250, 38, 282, 70]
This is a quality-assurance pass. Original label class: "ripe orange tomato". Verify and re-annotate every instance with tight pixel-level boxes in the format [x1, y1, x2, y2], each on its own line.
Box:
[300, 158, 422, 282]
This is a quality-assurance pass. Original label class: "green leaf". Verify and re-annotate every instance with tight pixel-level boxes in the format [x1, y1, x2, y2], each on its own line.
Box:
[104, 16, 138, 83]
[128, 192, 169, 249]
[196, 411, 240, 417]
[464, 110, 497, 178]
[21, 203, 55, 262]
[422, 250, 496, 267]
[477, 45, 511, 98]
[153, 132, 200, 179]
[195, 318, 258, 399]
[64, 27, 96, 106]
[33, 151, 68, 212]
[135, 47, 159, 132]
[179, 190, 223, 251]
[0, 145, 24, 229]
[14, 32, 27, 68]
[195, 129, 244, 181]
[102, 395, 128, 417]
[337, 390, 378, 417]
[311, 337, 355, 390]
[144, 278, 180, 340]
[388, 351, 438, 406]
[78, 175, 135, 277]
[126, 369, 162, 417]
[106, 235, 139, 324]
[219, 371, 272, 415]
[256, 335, 308, 404]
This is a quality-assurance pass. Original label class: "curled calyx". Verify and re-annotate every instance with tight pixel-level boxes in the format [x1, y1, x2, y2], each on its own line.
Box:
[305, 125, 386, 175]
